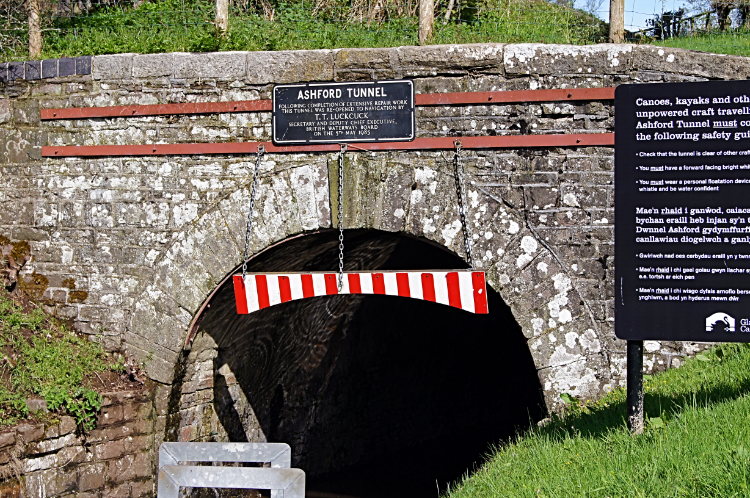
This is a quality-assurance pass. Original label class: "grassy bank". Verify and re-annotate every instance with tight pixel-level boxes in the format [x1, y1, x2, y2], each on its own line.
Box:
[447, 344, 750, 498]
[0, 292, 125, 429]
[2, 0, 605, 61]
[645, 30, 750, 57]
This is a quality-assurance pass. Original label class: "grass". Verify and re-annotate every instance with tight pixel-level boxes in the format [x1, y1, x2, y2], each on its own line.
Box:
[1, 0, 606, 61]
[0, 292, 124, 429]
[445, 343, 750, 497]
[644, 30, 750, 57]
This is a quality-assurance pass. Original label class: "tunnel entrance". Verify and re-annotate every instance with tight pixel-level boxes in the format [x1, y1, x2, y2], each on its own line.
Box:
[187, 229, 545, 497]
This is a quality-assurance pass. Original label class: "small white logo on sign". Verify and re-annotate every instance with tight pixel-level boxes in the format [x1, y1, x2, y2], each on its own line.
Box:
[706, 312, 735, 333]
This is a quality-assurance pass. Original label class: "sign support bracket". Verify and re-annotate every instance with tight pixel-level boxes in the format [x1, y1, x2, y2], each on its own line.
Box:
[626, 340, 644, 434]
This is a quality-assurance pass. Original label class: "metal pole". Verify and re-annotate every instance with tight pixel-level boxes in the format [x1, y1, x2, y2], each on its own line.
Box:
[626, 340, 644, 434]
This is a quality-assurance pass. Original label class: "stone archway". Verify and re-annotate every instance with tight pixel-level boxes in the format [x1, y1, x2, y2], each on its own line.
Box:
[126, 151, 610, 413]
[173, 228, 546, 497]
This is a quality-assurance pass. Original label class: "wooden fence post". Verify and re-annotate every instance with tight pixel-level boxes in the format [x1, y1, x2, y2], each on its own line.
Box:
[419, 0, 433, 44]
[216, 0, 229, 34]
[609, 0, 625, 43]
[28, 0, 42, 57]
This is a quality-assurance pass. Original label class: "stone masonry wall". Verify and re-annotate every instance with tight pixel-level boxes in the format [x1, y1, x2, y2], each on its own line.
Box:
[1, 44, 748, 425]
[0, 390, 156, 498]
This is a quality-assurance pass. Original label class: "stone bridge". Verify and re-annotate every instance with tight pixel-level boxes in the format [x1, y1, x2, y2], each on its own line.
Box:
[1, 43, 745, 483]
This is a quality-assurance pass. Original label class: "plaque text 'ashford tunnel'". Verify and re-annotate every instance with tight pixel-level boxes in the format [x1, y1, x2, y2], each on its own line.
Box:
[273, 80, 415, 144]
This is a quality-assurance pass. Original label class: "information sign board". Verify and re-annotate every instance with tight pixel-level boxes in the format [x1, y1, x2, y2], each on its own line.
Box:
[273, 80, 414, 144]
[615, 81, 750, 342]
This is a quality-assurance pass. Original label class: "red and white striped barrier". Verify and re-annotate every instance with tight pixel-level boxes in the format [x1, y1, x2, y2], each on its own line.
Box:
[233, 271, 488, 314]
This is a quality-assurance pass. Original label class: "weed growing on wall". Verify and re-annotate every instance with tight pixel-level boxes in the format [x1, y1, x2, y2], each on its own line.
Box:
[0, 293, 124, 429]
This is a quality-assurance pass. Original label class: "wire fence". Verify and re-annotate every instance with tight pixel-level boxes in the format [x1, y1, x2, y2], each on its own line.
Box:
[2, 0, 750, 62]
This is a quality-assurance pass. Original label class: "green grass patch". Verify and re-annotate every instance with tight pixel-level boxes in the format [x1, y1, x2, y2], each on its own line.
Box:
[1, 0, 606, 61]
[0, 293, 124, 429]
[446, 343, 750, 498]
[642, 29, 750, 58]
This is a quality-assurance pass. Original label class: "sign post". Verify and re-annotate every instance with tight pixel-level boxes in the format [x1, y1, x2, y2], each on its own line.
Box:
[615, 80, 750, 432]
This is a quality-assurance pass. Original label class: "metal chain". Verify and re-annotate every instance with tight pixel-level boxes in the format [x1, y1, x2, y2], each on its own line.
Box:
[242, 145, 265, 278]
[454, 140, 474, 269]
[337, 144, 347, 291]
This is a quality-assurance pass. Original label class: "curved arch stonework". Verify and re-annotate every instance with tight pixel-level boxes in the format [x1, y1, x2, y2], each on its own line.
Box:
[2, 42, 746, 414]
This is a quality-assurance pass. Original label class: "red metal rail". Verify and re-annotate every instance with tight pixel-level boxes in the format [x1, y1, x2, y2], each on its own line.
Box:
[40, 87, 615, 120]
[42, 133, 614, 157]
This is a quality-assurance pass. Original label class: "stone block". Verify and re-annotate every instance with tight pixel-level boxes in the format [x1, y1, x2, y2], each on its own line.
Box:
[25, 453, 57, 472]
[42, 59, 58, 78]
[130, 480, 154, 498]
[0, 100, 9, 124]
[59, 58, 76, 77]
[108, 483, 131, 498]
[56, 445, 88, 467]
[98, 404, 124, 427]
[76, 56, 92, 75]
[59, 416, 77, 436]
[504, 43, 633, 75]
[17, 422, 44, 443]
[247, 49, 334, 84]
[107, 453, 136, 483]
[78, 463, 107, 491]
[8, 62, 24, 81]
[0, 431, 16, 449]
[175, 51, 247, 80]
[0, 63, 7, 83]
[398, 43, 504, 75]
[95, 439, 125, 460]
[133, 53, 173, 78]
[25, 469, 58, 498]
[92, 53, 136, 80]
[25, 61, 41, 81]
[633, 45, 750, 80]
[27, 433, 80, 455]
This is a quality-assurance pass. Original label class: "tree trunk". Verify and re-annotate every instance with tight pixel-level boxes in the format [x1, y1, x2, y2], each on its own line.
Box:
[608, 0, 624, 43]
[28, 0, 42, 58]
[216, 0, 229, 34]
[419, 0, 434, 44]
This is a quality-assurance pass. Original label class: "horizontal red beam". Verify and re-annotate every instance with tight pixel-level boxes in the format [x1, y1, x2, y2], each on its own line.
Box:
[41, 100, 273, 120]
[415, 87, 615, 106]
[40, 87, 615, 120]
[42, 133, 614, 157]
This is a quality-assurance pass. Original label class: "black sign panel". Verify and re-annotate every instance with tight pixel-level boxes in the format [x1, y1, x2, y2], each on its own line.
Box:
[273, 80, 414, 144]
[615, 81, 750, 342]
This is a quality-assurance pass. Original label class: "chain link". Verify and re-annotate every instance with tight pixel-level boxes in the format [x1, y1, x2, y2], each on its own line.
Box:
[242, 145, 265, 278]
[337, 144, 347, 291]
[454, 140, 474, 269]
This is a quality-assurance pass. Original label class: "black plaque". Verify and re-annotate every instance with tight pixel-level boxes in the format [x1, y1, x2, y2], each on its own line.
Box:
[615, 80, 750, 342]
[273, 80, 414, 144]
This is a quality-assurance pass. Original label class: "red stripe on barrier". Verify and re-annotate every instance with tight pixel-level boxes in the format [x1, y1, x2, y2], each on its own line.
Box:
[255, 275, 270, 310]
[421, 273, 436, 302]
[446, 272, 462, 309]
[372, 273, 386, 295]
[233, 275, 248, 314]
[325, 274, 338, 295]
[396, 273, 410, 298]
[301, 274, 315, 298]
[472, 272, 488, 314]
[279, 276, 292, 303]
[348, 273, 362, 294]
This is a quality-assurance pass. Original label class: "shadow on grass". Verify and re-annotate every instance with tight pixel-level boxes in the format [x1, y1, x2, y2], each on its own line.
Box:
[537, 344, 750, 441]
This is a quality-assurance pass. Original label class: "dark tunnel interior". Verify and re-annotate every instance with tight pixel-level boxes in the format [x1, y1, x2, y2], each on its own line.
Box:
[191, 229, 546, 497]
